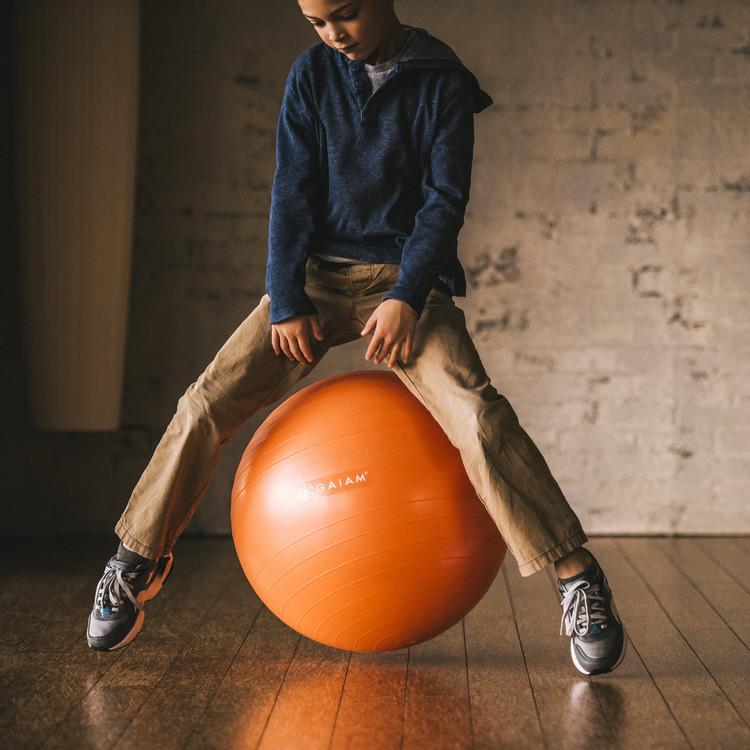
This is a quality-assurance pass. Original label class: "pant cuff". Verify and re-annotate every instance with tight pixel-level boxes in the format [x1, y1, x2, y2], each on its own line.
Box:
[114, 518, 167, 560]
[516, 527, 590, 577]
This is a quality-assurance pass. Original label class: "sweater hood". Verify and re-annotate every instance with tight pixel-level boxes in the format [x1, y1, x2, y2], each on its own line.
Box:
[327, 25, 494, 114]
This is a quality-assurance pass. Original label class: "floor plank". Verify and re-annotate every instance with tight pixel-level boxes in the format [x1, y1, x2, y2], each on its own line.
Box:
[255, 636, 350, 749]
[463, 562, 545, 749]
[183, 607, 302, 749]
[113, 555, 265, 749]
[571, 539, 689, 749]
[728, 537, 750, 557]
[504, 551, 617, 749]
[0, 539, 101, 706]
[657, 538, 750, 650]
[618, 538, 750, 728]
[609, 538, 750, 747]
[3, 536, 749, 749]
[33, 539, 235, 750]
[401, 618, 473, 750]
[0, 538, 134, 743]
[0, 537, 112, 652]
[695, 538, 750, 595]
[329, 650, 407, 749]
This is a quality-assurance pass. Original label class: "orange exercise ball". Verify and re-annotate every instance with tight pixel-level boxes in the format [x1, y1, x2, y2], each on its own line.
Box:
[230, 370, 506, 652]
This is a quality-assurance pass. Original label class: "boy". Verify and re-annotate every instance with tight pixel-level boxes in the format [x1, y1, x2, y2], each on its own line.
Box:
[87, 0, 626, 676]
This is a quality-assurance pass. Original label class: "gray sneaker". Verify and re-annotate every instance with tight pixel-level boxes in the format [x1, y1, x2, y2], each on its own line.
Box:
[86, 552, 174, 651]
[558, 555, 627, 675]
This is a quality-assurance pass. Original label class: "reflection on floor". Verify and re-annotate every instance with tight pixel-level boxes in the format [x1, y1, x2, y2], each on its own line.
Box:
[1, 535, 748, 749]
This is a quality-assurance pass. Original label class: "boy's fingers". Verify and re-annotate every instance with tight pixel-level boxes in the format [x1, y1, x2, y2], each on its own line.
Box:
[375, 338, 392, 364]
[397, 339, 408, 366]
[279, 335, 293, 361]
[271, 327, 279, 356]
[311, 317, 324, 341]
[364, 329, 376, 359]
[365, 336, 380, 362]
[289, 337, 305, 363]
[298, 333, 314, 363]
[374, 340, 387, 364]
[386, 342, 400, 368]
[402, 337, 412, 365]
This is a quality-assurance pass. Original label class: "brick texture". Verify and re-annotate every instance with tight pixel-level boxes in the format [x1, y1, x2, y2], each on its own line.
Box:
[3, 0, 749, 536]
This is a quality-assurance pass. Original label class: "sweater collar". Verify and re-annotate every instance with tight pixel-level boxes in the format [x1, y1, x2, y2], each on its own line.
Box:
[327, 25, 494, 114]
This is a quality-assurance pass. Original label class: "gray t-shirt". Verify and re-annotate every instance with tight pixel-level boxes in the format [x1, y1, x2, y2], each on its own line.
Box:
[313, 27, 418, 265]
[363, 26, 416, 94]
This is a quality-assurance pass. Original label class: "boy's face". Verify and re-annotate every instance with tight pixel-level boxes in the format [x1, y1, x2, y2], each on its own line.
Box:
[298, 0, 396, 60]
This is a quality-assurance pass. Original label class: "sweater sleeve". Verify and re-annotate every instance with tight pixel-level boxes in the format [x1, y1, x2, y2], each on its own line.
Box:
[380, 72, 475, 319]
[265, 65, 324, 325]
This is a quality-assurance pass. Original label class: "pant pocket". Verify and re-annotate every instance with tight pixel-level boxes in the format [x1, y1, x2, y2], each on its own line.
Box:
[373, 262, 400, 280]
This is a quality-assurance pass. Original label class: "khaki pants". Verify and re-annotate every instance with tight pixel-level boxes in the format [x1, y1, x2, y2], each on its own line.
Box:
[115, 257, 588, 576]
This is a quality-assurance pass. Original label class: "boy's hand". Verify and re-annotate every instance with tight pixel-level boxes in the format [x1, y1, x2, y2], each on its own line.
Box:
[272, 313, 324, 363]
[361, 299, 417, 368]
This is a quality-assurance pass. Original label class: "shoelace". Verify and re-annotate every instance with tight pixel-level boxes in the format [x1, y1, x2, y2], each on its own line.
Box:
[559, 579, 609, 637]
[94, 562, 146, 615]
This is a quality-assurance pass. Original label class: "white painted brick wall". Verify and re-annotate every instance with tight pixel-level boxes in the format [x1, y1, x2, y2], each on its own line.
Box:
[9, 1, 746, 537]
[144, 0, 750, 536]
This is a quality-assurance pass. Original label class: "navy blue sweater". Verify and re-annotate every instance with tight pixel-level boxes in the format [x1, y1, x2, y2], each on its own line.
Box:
[265, 25, 493, 324]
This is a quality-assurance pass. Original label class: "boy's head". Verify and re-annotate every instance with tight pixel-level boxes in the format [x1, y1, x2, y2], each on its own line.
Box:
[298, 0, 403, 63]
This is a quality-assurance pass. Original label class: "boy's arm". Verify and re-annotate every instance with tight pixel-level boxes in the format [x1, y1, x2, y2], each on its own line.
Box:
[381, 72, 476, 320]
[266, 65, 324, 325]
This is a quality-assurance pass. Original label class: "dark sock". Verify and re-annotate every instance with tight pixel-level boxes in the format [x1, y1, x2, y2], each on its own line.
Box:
[557, 555, 600, 583]
[116, 540, 152, 567]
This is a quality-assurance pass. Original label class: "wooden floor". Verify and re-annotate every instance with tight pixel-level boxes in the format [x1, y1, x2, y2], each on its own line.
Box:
[0, 536, 748, 749]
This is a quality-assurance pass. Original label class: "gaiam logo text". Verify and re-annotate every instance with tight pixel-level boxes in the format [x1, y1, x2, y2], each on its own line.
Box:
[297, 467, 370, 502]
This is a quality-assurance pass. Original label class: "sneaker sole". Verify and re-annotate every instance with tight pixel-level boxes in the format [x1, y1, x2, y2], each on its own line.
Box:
[86, 553, 174, 652]
[569, 592, 628, 676]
